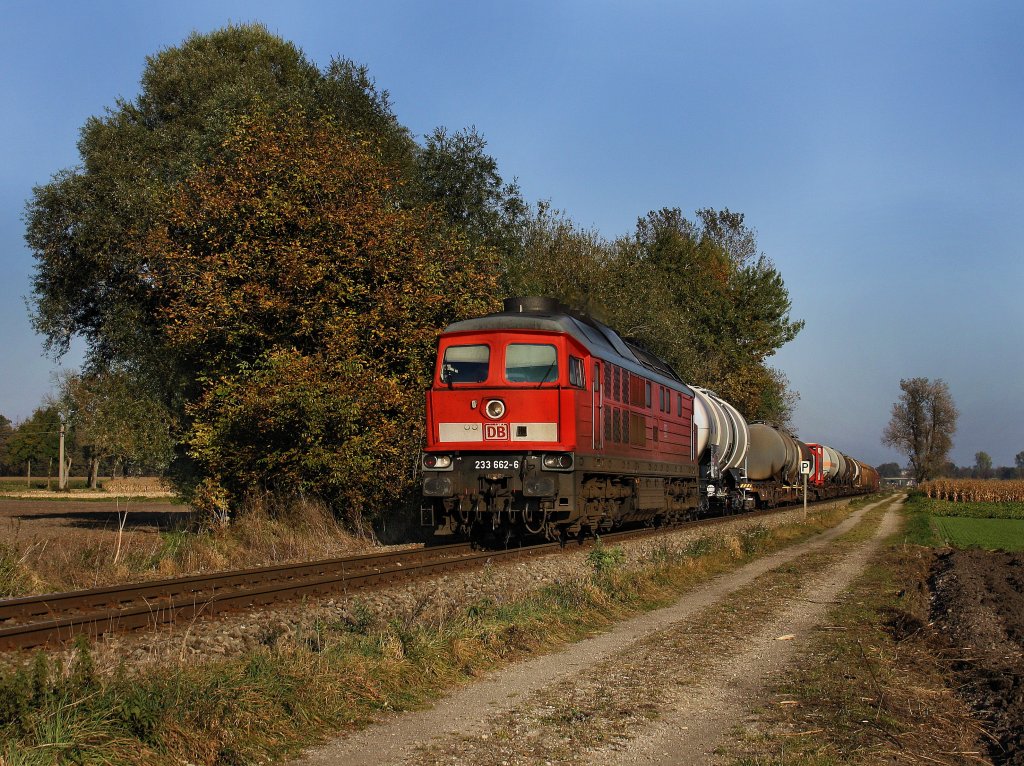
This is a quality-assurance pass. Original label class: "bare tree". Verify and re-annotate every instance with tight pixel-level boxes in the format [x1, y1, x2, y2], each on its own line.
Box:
[881, 378, 958, 483]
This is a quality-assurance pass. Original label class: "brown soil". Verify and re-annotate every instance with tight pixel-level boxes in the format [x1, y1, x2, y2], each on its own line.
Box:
[0, 497, 190, 545]
[930, 549, 1024, 765]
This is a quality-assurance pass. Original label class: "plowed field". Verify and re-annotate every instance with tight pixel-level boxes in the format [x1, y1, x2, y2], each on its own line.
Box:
[930, 549, 1024, 765]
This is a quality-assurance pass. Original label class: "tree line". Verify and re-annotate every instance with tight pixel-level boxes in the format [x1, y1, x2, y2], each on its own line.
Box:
[876, 456, 1024, 481]
[23, 24, 803, 521]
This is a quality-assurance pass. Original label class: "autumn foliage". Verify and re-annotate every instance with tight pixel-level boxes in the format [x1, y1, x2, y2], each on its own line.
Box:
[148, 113, 498, 518]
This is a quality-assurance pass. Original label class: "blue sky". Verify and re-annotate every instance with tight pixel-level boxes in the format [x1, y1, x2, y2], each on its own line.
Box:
[2, 0, 1022, 468]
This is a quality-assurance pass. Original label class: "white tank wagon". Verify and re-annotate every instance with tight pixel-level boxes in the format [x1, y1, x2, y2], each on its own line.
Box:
[691, 387, 749, 473]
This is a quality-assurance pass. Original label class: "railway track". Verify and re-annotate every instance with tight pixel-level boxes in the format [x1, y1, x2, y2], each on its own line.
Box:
[0, 499, 853, 651]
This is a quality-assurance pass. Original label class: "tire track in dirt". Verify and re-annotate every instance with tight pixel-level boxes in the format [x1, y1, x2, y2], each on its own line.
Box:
[291, 496, 900, 766]
[595, 497, 902, 765]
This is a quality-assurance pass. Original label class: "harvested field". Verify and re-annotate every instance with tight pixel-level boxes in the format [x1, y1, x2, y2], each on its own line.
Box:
[930, 549, 1024, 765]
[0, 497, 188, 546]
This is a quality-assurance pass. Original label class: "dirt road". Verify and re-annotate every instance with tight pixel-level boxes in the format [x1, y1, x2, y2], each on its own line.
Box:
[291, 496, 902, 766]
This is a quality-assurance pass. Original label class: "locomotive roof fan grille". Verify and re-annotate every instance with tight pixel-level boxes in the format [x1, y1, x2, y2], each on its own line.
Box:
[503, 296, 564, 314]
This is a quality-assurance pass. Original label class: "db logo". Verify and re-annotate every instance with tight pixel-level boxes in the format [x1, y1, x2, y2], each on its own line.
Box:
[484, 423, 509, 440]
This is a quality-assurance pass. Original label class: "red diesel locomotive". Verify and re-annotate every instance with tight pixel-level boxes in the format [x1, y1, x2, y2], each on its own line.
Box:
[421, 297, 877, 542]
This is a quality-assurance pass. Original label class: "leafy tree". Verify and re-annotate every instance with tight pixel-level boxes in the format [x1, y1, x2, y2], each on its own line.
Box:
[564, 206, 805, 422]
[504, 202, 617, 312]
[416, 126, 527, 259]
[502, 205, 803, 425]
[25, 24, 416, 403]
[875, 462, 902, 478]
[0, 414, 12, 473]
[145, 111, 497, 519]
[59, 368, 176, 487]
[1016, 450, 1024, 479]
[3, 407, 62, 482]
[881, 378, 958, 483]
[632, 208, 804, 414]
[974, 451, 993, 479]
[25, 24, 510, 516]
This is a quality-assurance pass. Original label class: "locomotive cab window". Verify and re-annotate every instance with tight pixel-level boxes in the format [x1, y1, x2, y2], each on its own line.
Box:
[505, 344, 559, 383]
[440, 344, 490, 384]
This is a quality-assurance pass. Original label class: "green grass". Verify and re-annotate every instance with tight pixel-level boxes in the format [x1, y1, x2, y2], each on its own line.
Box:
[901, 493, 1024, 550]
[930, 515, 1024, 550]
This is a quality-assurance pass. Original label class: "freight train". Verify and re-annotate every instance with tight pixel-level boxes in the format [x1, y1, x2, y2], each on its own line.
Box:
[420, 297, 878, 543]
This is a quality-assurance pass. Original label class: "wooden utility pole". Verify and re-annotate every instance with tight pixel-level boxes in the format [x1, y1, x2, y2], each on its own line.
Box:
[58, 422, 66, 491]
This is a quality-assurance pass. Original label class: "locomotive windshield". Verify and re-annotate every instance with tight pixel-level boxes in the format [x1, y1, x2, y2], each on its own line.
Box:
[440, 344, 489, 384]
[505, 343, 558, 383]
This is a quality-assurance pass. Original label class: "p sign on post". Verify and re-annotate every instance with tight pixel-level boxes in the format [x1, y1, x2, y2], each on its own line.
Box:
[800, 460, 811, 517]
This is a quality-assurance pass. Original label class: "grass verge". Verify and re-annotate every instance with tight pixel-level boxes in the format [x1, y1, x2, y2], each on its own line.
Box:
[410, 496, 894, 766]
[0, 499, 873, 765]
[722, 510, 986, 765]
[1, 494, 372, 596]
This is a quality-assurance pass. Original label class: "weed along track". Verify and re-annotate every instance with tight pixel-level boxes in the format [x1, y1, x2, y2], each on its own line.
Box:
[0, 503, 841, 651]
[0, 543, 476, 650]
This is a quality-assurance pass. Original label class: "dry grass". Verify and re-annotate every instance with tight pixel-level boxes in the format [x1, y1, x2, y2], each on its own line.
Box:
[0, 502, 866, 765]
[101, 477, 172, 496]
[1, 494, 373, 595]
[724, 534, 988, 765]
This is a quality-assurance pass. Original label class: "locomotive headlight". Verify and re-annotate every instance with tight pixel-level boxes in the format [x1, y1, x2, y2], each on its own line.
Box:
[483, 399, 506, 420]
[422, 454, 453, 470]
[542, 453, 574, 471]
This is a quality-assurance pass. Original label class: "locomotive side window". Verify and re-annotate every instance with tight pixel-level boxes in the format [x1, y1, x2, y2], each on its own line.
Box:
[645, 381, 652, 408]
[569, 356, 586, 388]
[440, 344, 489, 384]
[505, 344, 558, 383]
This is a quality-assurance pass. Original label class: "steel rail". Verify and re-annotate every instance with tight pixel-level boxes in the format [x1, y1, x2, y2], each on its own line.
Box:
[0, 496, 857, 650]
[0, 542, 474, 623]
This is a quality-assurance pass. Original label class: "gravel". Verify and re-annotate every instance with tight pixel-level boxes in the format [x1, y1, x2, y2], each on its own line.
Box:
[71, 504, 840, 673]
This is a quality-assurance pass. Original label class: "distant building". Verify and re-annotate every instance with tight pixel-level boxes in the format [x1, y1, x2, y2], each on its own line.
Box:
[883, 476, 916, 488]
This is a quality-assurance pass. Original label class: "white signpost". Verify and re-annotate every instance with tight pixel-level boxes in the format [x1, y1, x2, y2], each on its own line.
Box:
[800, 460, 811, 517]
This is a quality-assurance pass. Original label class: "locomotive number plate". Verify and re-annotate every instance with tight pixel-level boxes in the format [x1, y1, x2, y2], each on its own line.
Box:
[483, 423, 510, 440]
[474, 459, 521, 470]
